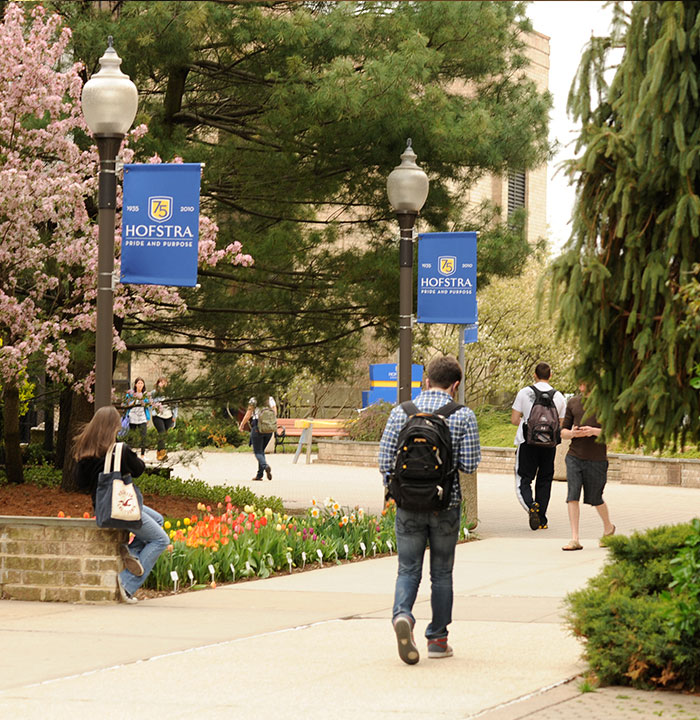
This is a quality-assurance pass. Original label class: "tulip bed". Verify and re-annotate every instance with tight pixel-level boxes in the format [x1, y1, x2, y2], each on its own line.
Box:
[146, 497, 475, 591]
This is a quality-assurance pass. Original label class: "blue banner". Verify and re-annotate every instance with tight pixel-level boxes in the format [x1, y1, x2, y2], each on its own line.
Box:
[121, 164, 201, 287]
[464, 322, 479, 344]
[416, 232, 477, 324]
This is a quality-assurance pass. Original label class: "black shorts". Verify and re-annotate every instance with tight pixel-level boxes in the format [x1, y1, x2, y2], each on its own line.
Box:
[565, 455, 608, 506]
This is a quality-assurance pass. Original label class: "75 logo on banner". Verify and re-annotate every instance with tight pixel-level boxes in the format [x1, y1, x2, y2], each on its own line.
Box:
[148, 196, 173, 223]
[438, 256, 456, 276]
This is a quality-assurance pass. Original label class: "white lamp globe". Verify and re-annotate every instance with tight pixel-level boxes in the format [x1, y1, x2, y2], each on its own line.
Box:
[81, 37, 138, 136]
[386, 139, 429, 213]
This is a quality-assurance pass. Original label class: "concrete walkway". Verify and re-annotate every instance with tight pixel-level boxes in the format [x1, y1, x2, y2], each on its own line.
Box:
[2, 451, 700, 719]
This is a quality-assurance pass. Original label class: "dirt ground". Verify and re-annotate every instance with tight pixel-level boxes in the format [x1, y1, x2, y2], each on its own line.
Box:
[0, 482, 207, 520]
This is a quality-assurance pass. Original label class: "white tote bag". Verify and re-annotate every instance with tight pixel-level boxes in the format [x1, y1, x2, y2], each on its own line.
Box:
[105, 443, 142, 523]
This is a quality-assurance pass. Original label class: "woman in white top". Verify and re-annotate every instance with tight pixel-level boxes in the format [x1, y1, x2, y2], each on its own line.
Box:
[124, 377, 151, 457]
[239, 396, 276, 481]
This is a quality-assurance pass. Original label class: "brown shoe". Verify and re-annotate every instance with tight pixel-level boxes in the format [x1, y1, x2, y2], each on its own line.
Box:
[599, 525, 616, 547]
[265, 465, 272, 480]
[562, 540, 583, 551]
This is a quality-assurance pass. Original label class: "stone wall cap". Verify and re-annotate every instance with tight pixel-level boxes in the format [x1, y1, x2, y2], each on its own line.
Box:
[0, 516, 96, 527]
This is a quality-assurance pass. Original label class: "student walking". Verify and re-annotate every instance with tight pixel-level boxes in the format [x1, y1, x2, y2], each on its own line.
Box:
[124, 377, 151, 457]
[560, 382, 615, 550]
[511, 362, 567, 530]
[379, 355, 480, 665]
[73, 406, 169, 603]
[239, 395, 277, 481]
[151, 377, 177, 461]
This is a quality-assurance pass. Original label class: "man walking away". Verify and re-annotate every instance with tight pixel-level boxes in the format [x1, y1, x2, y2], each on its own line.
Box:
[379, 355, 480, 665]
[511, 362, 566, 530]
[560, 381, 615, 551]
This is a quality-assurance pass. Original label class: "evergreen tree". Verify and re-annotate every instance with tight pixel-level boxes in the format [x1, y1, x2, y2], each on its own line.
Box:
[551, 1, 700, 448]
[52, 1, 552, 408]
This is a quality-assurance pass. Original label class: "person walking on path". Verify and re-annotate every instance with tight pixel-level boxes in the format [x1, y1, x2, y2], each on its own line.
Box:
[379, 355, 481, 665]
[124, 377, 151, 457]
[239, 395, 277, 481]
[151, 377, 177, 461]
[73, 406, 169, 603]
[560, 381, 615, 551]
[511, 362, 567, 531]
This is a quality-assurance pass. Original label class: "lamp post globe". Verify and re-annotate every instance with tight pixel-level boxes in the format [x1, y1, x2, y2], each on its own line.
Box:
[386, 139, 429, 403]
[81, 38, 138, 411]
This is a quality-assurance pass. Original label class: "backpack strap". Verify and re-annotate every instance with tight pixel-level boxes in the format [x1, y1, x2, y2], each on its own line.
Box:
[400, 401, 419, 416]
[435, 401, 463, 418]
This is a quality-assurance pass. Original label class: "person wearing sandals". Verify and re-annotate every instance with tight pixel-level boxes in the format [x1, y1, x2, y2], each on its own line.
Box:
[73, 406, 169, 603]
[560, 381, 615, 551]
[239, 395, 276, 482]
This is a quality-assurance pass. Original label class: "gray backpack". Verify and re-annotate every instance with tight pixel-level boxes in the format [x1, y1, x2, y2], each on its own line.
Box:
[257, 406, 277, 434]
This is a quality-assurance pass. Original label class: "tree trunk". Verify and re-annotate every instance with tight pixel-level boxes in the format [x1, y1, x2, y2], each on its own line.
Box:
[59, 387, 93, 492]
[2, 382, 24, 484]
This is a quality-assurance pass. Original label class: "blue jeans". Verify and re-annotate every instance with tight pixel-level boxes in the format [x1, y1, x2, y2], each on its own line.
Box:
[119, 505, 170, 596]
[251, 430, 272, 479]
[393, 505, 461, 639]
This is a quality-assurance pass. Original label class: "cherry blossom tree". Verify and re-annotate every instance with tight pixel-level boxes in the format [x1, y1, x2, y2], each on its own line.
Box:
[0, 3, 252, 485]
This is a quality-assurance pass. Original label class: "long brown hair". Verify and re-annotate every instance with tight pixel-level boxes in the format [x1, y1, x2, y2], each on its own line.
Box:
[73, 406, 121, 461]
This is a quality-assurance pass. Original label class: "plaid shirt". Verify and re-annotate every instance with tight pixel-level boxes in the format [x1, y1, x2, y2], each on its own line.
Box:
[378, 389, 481, 509]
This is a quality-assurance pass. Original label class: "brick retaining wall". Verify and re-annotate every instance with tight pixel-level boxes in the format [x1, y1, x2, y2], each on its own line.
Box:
[317, 440, 700, 488]
[0, 517, 125, 603]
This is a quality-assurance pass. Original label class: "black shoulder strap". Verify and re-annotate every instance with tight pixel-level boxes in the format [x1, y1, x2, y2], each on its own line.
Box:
[529, 384, 542, 400]
[435, 401, 462, 418]
[400, 401, 419, 416]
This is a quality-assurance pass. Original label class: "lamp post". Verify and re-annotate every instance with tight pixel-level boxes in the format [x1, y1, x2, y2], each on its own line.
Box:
[386, 139, 429, 403]
[81, 37, 138, 410]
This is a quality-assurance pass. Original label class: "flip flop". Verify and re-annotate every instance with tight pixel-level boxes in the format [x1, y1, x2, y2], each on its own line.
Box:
[562, 541, 583, 551]
[599, 525, 616, 547]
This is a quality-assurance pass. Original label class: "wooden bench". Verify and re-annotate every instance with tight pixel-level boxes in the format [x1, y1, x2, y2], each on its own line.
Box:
[274, 418, 349, 464]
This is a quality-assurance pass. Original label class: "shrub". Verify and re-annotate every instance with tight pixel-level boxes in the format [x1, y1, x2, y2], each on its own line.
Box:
[565, 522, 700, 691]
[345, 402, 393, 441]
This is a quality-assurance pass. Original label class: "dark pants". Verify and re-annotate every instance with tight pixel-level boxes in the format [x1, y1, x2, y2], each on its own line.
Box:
[251, 430, 272, 479]
[515, 442, 556, 524]
[152, 415, 174, 451]
[129, 423, 147, 455]
[393, 506, 461, 639]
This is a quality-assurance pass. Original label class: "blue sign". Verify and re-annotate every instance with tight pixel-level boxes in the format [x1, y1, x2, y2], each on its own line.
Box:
[416, 232, 477, 324]
[464, 323, 479, 344]
[121, 164, 202, 287]
[362, 363, 423, 407]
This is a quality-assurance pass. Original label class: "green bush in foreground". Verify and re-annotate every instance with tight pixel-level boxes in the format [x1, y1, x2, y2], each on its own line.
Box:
[565, 520, 700, 691]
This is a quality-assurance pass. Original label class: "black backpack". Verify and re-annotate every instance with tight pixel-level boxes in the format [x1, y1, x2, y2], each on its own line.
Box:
[388, 400, 461, 512]
[523, 386, 561, 447]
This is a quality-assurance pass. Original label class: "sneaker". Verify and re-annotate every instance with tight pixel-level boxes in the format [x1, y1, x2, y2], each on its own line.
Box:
[427, 637, 454, 659]
[119, 544, 144, 576]
[117, 575, 138, 604]
[265, 465, 272, 481]
[528, 502, 541, 531]
[393, 615, 419, 665]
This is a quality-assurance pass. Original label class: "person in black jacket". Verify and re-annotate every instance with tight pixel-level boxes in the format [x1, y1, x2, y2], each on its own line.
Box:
[74, 406, 169, 604]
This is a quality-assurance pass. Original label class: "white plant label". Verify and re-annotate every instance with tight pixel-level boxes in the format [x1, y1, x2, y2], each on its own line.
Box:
[360, 541, 366, 557]
[344, 543, 349, 558]
[230, 563, 236, 580]
[316, 548, 323, 567]
[187, 569, 194, 584]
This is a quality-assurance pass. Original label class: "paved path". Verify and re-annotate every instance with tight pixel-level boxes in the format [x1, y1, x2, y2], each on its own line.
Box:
[1, 451, 700, 719]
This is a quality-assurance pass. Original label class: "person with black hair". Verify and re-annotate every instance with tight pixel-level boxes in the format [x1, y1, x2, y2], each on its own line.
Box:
[511, 362, 567, 531]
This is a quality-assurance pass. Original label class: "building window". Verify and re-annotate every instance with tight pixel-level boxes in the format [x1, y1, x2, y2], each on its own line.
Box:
[507, 170, 526, 218]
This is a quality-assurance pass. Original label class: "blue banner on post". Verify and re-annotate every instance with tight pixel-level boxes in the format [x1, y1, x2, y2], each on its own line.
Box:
[416, 232, 477, 324]
[121, 164, 201, 287]
[464, 323, 479, 344]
